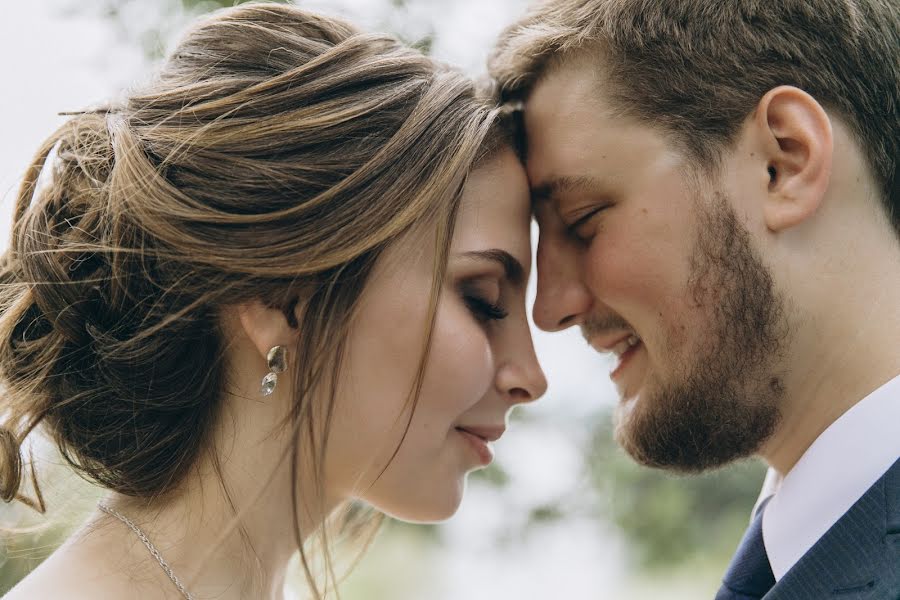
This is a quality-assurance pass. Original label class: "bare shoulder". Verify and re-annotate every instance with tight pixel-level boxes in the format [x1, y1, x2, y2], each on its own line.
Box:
[4, 535, 166, 600]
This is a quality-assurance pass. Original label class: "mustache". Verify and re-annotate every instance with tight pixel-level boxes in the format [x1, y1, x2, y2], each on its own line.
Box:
[580, 314, 633, 343]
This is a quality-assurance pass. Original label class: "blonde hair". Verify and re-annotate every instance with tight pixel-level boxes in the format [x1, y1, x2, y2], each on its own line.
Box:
[0, 2, 507, 595]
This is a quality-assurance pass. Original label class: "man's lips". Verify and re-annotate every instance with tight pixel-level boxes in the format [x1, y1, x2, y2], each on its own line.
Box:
[587, 331, 644, 386]
[588, 331, 642, 358]
[609, 338, 642, 381]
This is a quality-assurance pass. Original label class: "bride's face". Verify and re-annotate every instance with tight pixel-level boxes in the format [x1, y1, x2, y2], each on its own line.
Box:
[326, 148, 547, 521]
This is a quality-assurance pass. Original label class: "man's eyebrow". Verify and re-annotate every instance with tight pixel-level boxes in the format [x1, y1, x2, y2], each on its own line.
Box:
[530, 175, 610, 208]
[457, 249, 525, 286]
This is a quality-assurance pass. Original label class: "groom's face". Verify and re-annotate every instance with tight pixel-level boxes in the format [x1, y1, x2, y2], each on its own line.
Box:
[524, 58, 787, 472]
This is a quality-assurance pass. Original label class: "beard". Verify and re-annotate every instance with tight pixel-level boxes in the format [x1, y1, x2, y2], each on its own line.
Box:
[615, 193, 788, 473]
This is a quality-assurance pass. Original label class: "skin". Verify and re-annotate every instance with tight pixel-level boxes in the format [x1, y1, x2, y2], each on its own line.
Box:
[7, 148, 547, 600]
[325, 147, 547, 521]
[525, 54, 900, 477]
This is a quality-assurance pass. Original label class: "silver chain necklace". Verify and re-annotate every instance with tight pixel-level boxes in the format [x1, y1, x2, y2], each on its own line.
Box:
[98, 503, 195, 600]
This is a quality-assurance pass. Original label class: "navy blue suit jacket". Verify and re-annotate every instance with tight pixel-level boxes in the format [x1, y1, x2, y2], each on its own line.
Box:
[765, 458, 900, 599]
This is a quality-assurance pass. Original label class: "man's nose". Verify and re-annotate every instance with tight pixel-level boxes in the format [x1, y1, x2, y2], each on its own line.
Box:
[532, 231, 592, 332]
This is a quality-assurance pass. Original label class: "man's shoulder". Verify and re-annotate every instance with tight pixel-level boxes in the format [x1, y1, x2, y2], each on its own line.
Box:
[769, 457, 900, 600]
[882, 456, 900, 534]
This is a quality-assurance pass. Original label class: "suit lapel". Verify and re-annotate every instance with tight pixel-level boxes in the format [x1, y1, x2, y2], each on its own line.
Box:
[765, 458, 900, 599]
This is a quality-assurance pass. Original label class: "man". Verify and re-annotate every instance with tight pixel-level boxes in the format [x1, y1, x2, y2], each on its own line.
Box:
[490, 1, 899, 598]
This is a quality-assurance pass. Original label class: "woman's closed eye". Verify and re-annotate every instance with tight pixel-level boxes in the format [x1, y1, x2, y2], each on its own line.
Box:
[460, 279, 508, 322]
[464, 293, 508, 322]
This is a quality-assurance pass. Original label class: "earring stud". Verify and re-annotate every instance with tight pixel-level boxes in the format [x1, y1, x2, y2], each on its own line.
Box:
[260, 345, 287, 396]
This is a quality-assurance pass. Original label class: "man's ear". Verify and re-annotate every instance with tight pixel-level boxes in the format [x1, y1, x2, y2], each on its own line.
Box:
[753, 86, 833, 232]
[236, 299, 298, 363]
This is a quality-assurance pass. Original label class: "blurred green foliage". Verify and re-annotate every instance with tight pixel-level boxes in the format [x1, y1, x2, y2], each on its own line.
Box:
[95, 0, 433, 61]
[0, 521, 67, 595]
[180, 0, 290, 10]
[585, 412, 766, 570]
[0, 458, 104, 595]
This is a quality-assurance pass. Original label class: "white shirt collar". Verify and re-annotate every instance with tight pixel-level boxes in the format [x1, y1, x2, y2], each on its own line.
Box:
[761, 372, 900, 581]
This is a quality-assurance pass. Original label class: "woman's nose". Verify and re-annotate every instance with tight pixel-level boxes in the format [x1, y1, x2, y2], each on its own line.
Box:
[495, 335, 548, 404]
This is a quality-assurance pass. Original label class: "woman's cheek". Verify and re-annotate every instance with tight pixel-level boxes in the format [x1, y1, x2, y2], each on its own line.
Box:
[424, 301, 494, 412]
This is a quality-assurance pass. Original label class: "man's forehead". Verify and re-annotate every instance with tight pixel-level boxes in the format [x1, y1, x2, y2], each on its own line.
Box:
[523, 103, 618, 208]
[532, 175, 597, 203]
[530, 174, 618, 214]
[524, 67, 600, 136]
[522, 69, 621, 185]
[531, 49, 610, 104]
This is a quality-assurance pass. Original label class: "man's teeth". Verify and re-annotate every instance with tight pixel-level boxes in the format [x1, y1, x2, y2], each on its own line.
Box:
[612, 334, 641, 357]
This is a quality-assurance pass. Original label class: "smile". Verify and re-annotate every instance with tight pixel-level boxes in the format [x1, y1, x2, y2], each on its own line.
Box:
[610, 333, 641, 358]
[587, 330, 645, 383]
[610, 336, 642, 381]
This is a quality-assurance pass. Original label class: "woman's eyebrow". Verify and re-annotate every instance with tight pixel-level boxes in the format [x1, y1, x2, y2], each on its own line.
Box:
[456, 249, 525, 286]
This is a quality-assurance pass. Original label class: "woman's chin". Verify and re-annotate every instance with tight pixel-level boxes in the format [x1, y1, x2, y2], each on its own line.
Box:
[374, 478, 467, 524]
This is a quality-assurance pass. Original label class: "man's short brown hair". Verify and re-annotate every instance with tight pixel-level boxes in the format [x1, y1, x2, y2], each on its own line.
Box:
[489, 0, 899, 230]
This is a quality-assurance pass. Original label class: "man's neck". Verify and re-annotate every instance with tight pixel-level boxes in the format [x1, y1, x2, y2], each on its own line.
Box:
[761, 235, 900, 476]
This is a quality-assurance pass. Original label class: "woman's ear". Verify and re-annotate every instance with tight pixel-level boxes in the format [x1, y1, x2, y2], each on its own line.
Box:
[236, 299, 298, 362]
[752, 86, 833, 232]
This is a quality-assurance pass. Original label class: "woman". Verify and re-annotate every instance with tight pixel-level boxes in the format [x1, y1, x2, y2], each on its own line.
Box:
[0, 3, 546, 598]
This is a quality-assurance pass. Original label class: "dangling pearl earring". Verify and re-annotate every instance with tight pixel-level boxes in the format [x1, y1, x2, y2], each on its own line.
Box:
[260, 345, 287, 396]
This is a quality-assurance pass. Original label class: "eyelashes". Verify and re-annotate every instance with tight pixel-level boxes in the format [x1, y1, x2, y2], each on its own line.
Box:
[566, 203, 612, 242]
[464, 294, 509, 322]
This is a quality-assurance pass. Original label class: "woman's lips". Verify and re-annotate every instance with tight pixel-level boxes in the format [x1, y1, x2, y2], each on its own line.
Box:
[454, 426, 499, 465]
[456, 425, 505, 442]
